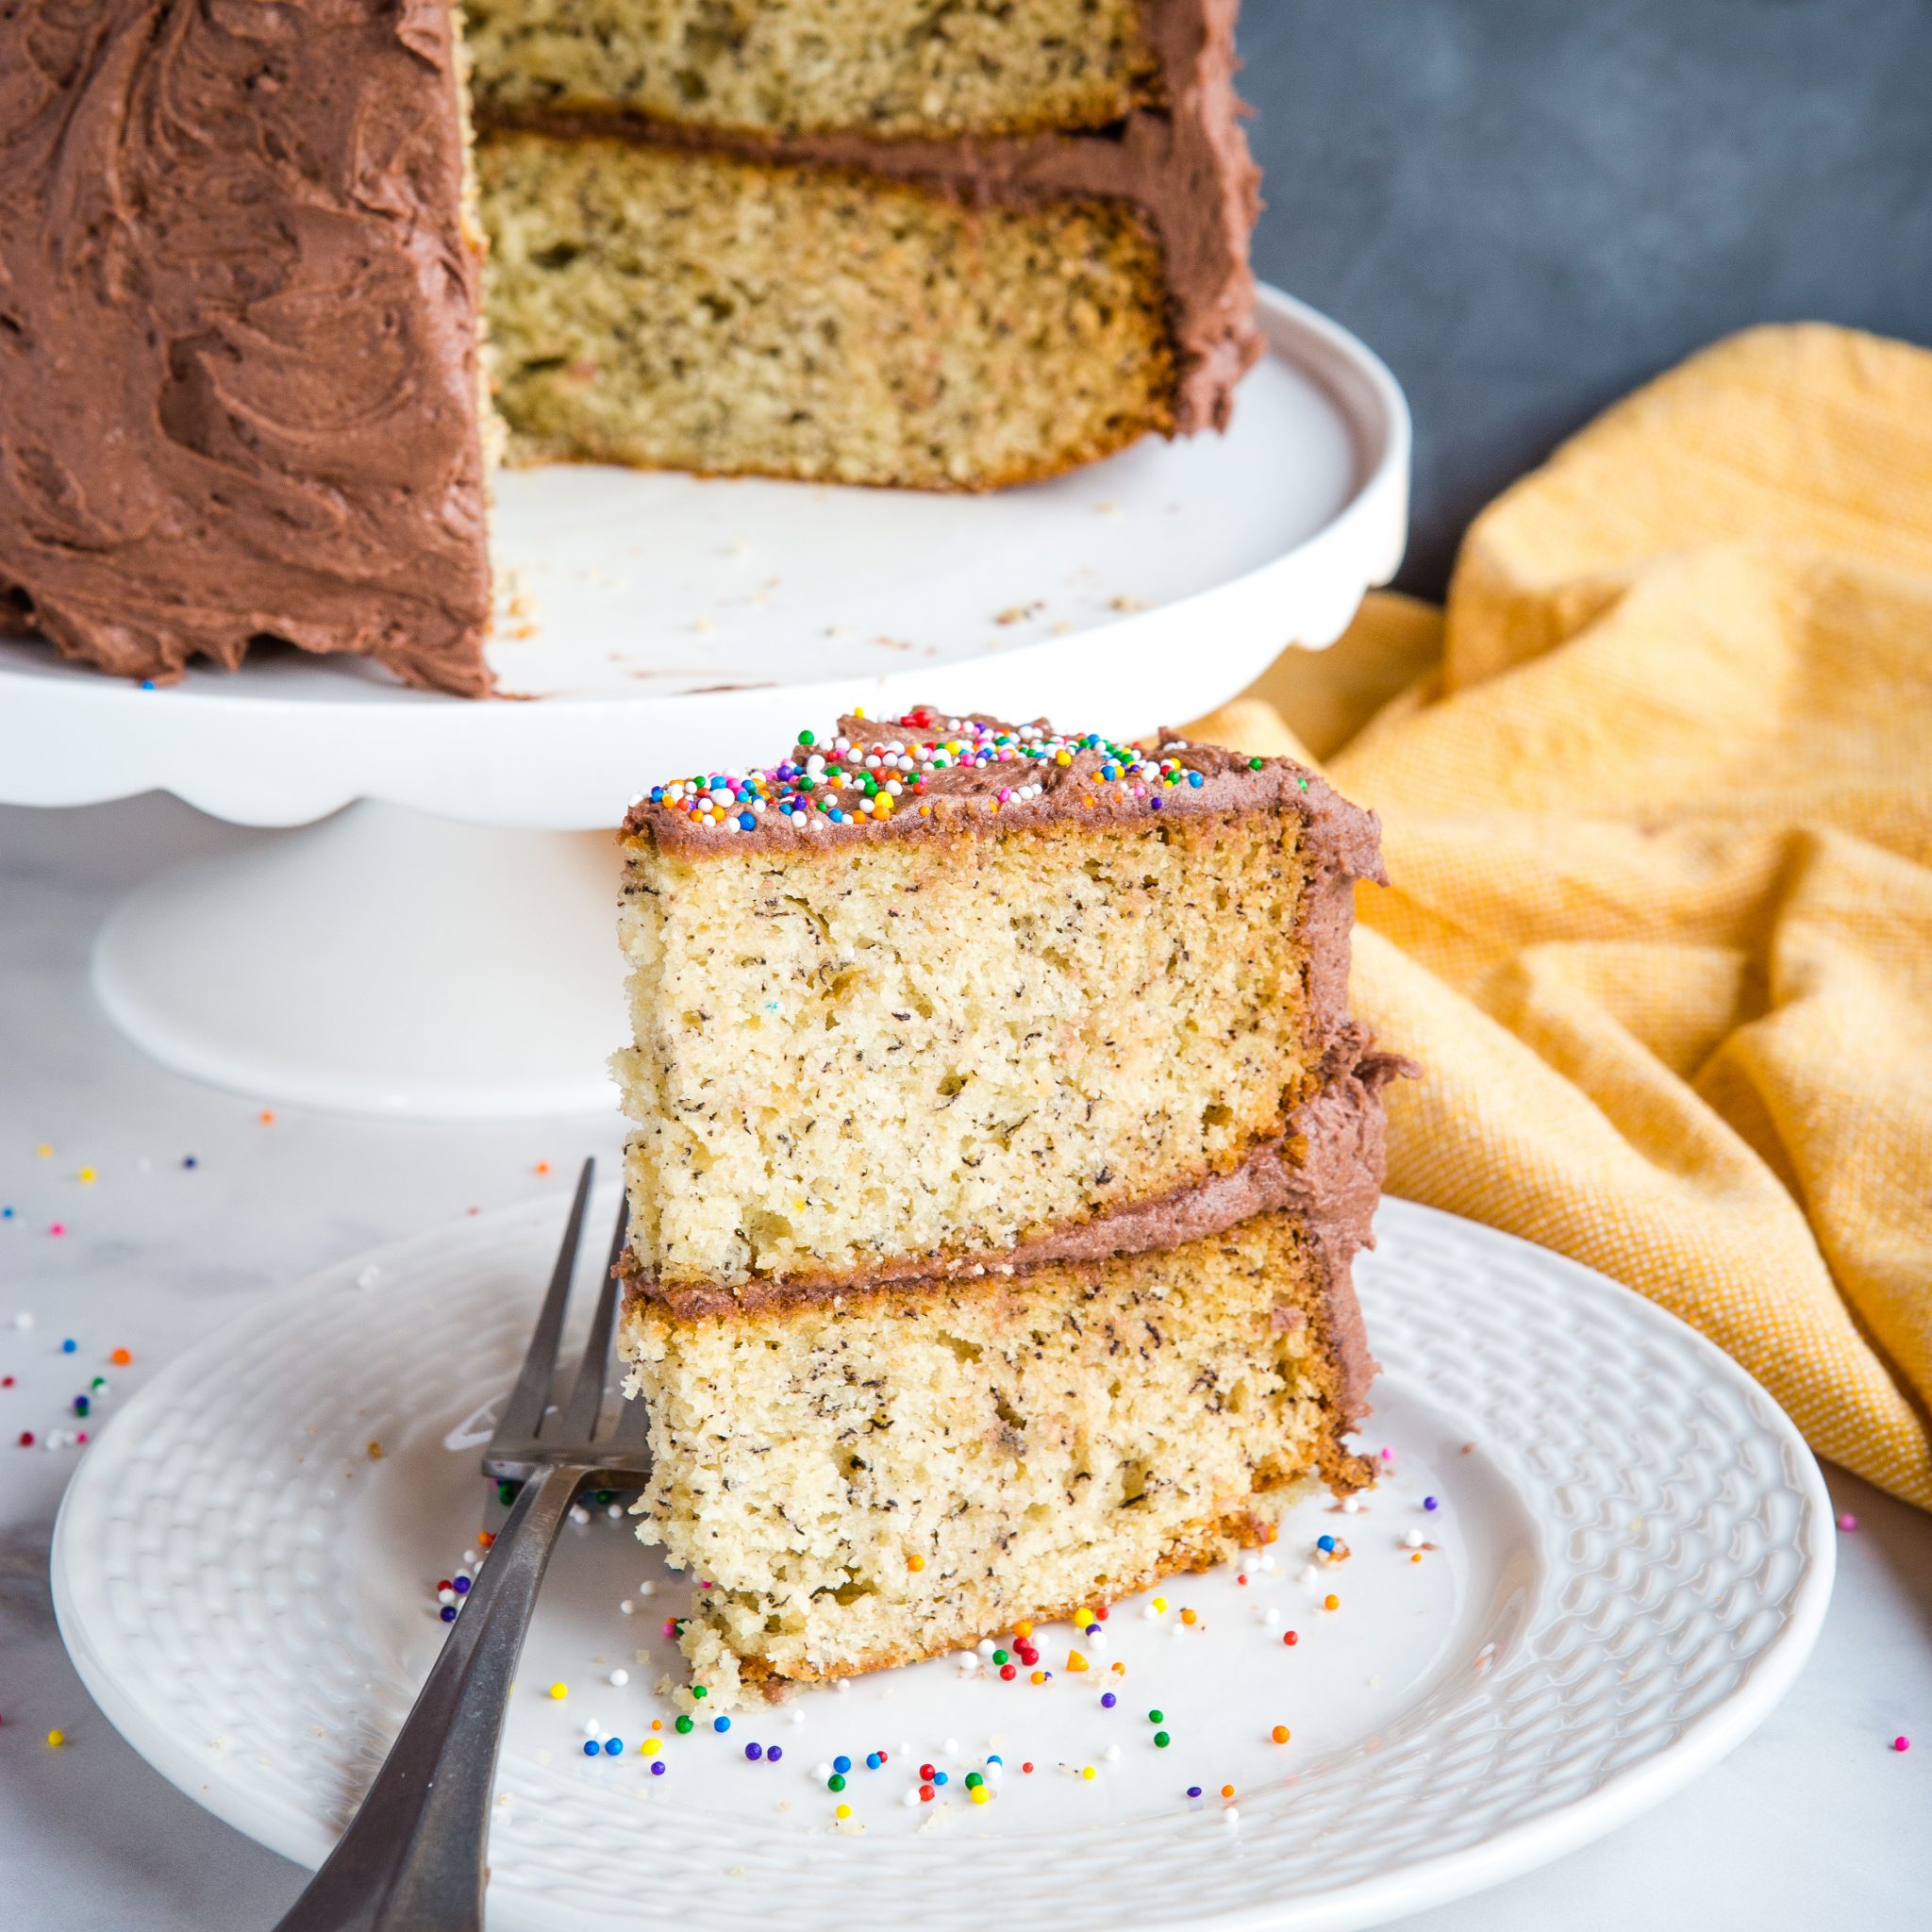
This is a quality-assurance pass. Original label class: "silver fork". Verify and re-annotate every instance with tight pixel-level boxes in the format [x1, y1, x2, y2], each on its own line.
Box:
[274, 1158, 648, 1932]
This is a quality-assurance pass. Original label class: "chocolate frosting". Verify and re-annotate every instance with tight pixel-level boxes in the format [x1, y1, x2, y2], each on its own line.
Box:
[488, 0, 1261, 435]
[0, 0, 494, 694]
[626, 710, 1384, 877]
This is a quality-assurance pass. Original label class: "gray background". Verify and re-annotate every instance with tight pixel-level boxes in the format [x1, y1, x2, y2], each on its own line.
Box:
[1237, 0, 1932, 594]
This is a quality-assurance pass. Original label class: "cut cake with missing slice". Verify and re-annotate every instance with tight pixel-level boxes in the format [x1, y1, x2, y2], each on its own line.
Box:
[614, 706, 1399, 1707]
[2, 2, 1258, 693]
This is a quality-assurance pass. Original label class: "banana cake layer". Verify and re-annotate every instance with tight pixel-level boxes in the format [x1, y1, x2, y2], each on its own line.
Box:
[620, 1052, 1399, 1707]
[615, 708, 1386, 1297]
[479, 131, 1182, 491]
[465, 0, 1161, 140]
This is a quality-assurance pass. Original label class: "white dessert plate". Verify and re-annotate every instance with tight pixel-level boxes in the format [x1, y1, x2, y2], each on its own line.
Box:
[51, 1195, 1831, 1932]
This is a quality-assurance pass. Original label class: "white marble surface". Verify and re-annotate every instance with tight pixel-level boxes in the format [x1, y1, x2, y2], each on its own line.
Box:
[3, 794, 1927, 1930]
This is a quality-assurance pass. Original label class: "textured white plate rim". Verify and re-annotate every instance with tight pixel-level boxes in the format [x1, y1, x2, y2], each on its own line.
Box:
[50, 1198, 1834, 1932]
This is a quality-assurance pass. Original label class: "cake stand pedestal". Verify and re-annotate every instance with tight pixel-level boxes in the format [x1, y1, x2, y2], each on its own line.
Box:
[0, 288, 1408, 1119]
[91, 805, 625, 1118]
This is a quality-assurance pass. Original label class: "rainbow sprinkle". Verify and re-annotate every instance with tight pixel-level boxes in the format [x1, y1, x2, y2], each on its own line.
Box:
[627, 710, 1269, 838]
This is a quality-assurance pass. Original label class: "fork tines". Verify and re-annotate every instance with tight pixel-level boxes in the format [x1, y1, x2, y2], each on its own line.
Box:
[483, 1158, 648, 1486]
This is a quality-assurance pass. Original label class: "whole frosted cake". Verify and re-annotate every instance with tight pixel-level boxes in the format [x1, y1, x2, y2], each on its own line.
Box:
[0, 3, 1258, 695]
[614, 708, 1402, 1706]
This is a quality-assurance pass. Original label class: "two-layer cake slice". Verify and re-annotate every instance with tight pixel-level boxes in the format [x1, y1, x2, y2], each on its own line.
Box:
[615, 708, 1398, 1705]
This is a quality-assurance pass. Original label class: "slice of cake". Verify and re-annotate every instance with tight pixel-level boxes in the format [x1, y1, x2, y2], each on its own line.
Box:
[614, 712, 1384, 1293]
[615, 708, 1398, 1706]
[0, 2, 1258, 693]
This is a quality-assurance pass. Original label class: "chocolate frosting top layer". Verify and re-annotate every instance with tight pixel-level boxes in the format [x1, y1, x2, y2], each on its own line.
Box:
[625, 706, 1385, 879]
[0, 0, 494, 694]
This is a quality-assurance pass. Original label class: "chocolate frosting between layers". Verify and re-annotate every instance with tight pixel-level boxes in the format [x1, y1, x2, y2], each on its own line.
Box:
[0, 0, 494, 695]
[482, 0, 1261, 434]
[630, 1044, 1408, 1428]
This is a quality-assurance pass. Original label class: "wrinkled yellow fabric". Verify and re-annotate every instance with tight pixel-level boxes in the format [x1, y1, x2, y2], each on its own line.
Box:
[1188, 324, 1932, 1510]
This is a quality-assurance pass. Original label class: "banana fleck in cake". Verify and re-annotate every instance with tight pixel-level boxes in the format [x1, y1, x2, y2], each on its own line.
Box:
[615, 708, 1400, 1707]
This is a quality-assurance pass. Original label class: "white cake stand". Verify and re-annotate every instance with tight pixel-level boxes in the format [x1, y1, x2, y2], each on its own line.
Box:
[0, 288, 1407, 1118]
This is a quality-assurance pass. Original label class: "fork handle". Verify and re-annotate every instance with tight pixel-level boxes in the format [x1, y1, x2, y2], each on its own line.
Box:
[272, 1463, 588, 1932]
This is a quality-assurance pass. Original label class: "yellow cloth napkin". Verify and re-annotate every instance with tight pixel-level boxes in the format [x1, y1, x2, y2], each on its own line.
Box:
[1188, 323, 1932, 1511]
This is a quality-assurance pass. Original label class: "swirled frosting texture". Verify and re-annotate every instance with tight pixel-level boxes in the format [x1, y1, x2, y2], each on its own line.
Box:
[0, 0, 494, 694]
